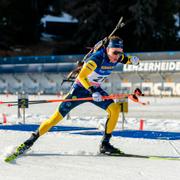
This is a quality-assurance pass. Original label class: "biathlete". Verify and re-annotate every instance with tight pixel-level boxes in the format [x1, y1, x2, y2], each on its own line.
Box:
[16, 36, 140, 155]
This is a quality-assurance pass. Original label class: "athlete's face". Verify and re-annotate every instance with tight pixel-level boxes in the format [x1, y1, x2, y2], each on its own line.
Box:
[106, 47, 123, 63]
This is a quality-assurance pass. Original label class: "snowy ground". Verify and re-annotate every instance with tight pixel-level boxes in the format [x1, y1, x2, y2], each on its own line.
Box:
[1, 94, 180, 180]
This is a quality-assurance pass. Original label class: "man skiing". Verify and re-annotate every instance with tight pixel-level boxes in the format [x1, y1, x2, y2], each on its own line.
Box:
[11, 36, 140, 157]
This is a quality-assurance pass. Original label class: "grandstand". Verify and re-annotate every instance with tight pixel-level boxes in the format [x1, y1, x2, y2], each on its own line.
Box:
[0, 51, 180, 96]
[0, 72, 69, 94]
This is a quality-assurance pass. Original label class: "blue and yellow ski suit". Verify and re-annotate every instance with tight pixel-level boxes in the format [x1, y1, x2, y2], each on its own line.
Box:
[38, 48, 132, 136]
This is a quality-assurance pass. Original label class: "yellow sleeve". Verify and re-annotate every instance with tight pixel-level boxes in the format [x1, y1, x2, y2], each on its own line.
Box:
[126, 55, 133, 64]
[120, 54, 132, 64]
[77, 60, 97, 89]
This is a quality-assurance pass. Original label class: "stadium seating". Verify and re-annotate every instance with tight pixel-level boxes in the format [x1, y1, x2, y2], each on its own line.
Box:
[0, 74, 23, 93]
[14, 74, 39, 94]
[0, 73, 73, 94]
[0, 51, 180, 96]
[1, 72, 180, 96]
[0, 79, 8, 93]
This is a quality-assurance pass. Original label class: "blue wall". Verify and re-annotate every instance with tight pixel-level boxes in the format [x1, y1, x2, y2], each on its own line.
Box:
[0, 54, 84, 64]
[0, 63, 77, 73]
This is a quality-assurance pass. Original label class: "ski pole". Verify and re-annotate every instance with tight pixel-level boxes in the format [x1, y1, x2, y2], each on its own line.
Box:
[7, 94, 148, 107]
[1, 88, 147, 106]
[7, 94, 130, 106]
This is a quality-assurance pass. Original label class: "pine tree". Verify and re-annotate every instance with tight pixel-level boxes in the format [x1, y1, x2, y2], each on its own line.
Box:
[0, 0, 64, 48]
[64, 0, 179, 51]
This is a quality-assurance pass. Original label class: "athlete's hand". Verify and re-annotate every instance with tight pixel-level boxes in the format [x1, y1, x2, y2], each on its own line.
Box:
[130, 56, 139, 65]
[88, 86, 103, 102]
[92, 92, 103, 102]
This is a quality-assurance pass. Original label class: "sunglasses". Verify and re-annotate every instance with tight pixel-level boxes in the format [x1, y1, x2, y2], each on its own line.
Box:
[112, 51, 122, 55]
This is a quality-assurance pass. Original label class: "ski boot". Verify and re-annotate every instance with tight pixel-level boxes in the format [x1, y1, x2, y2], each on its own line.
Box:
[5, 132, 39, 162]
[20, 132, 39, 153]
[100, 133, 124, 155]
[100, 141, 124, 155]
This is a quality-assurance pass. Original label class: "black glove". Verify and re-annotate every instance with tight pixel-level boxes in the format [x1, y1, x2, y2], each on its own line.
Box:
[134, 88, 144, 96]
[88, 87, 103, 102]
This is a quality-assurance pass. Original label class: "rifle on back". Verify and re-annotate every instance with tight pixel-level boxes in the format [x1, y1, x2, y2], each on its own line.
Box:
[61, 17, 125, 86]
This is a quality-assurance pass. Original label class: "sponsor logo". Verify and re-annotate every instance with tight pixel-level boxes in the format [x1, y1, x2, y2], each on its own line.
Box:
[101, 66, 114, 70]
[123, 60, 180, 72]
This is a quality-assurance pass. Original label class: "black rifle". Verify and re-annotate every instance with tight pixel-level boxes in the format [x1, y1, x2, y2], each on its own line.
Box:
[62, 17, 125, 85]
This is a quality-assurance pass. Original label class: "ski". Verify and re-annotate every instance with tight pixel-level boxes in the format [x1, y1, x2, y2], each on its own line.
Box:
[4, 143, 28, 163]
[5, 148, 180, 163]
[100, 153, 180, 160]
[4, 152, 19, 163]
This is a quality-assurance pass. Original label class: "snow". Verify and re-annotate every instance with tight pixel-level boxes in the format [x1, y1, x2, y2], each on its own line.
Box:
[41, 12, 78, 27]
[174, 13, 180, 38]
[1, 94, 180, 180]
